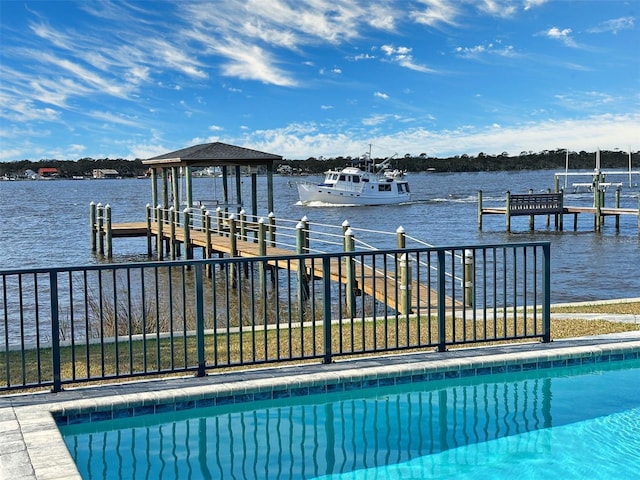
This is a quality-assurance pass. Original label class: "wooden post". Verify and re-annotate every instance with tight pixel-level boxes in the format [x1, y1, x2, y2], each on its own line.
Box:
[185, 166, 193, 224]
[396, 225, 406, 249]
[505, 191, 511, 232]
[204, 212, 212, 278]
[477, 190, 483, 230]
[528, 189, 535, 230]
[97, 203, 104, 255]
[89, 202, 97, 252]
[169, 207, 176, 259]
[463, 249, 474, 308]
[200, 205, 206, 232]
[343, 227, 356, 318]
[301, 216, 309, 253]
[229, 214, 237, 288]
[239, 209, 246, 241]
[558, 190, 564, 231]
[615, 188, 621, 231]
[399, 253, 412, 315]
[216, 207, 223, 236]
[268, 212, 276, 247]
[183, 208, 192, 260]
[235, 165, 242, 214]
[258, 218, 267, 292]
[296, 222, 309, 314]
[146, 204, 152, 257]
[595, 187, 602, 232]
[150, 168, 158, 220]
[105, 204, 112, 258]
[156, 204, 164, 260]
[545, 188, 551, 227]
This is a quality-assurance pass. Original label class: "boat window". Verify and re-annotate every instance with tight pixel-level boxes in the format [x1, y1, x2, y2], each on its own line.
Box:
[378, 184, 391, 192]
[339, 175, 346, 181]
[352, 176, 360, 183]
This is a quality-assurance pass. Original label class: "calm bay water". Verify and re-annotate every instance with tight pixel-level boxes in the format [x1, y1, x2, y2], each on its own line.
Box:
[0, 170, 638, 303]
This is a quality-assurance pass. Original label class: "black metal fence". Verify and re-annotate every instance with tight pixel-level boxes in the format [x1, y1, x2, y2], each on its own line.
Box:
[1, 242, 551, 392]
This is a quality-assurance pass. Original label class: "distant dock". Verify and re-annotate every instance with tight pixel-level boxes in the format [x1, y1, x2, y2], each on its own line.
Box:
[478, 189, 640, 234]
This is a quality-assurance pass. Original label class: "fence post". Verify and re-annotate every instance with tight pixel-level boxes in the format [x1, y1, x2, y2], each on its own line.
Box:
[542, 243, 551, 343]
[322, 255, 333, 364]
[195, 264, 206, 376]
[200, 205, 207, 232]
[463, 249, 474, 308]
[89, 201, 97, 251]
[437, 249, 447, 352]
[49, 271, 62, 392]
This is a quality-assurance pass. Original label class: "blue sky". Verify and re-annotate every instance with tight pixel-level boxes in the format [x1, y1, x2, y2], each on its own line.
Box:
[1, 0, 638, 162]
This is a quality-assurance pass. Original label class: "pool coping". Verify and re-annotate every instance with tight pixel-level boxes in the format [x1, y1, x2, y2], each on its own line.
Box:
[2, 331, 640, 480]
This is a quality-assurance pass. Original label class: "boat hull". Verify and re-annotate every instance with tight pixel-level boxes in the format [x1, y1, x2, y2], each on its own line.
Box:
[297, 182, 410, 206]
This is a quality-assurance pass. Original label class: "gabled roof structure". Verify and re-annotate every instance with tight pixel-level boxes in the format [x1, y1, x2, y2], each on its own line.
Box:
[142, 142, 282, 168]
[143, 142, 281, 216]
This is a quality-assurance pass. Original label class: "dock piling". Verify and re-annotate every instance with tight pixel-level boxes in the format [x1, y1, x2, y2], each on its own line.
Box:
[89, 202, 96, 252]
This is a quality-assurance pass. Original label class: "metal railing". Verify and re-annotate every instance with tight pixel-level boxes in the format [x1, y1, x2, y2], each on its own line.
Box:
[1, 242, 551, 392]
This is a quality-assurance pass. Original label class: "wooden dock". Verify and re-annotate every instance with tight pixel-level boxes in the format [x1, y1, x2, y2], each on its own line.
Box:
[478, 190, 640, 234]
[102, 219, 455, 314]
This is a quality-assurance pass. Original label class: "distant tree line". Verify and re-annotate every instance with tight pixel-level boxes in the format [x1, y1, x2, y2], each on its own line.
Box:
[285, 149, 637, 174]
[1, 149, 636, 178]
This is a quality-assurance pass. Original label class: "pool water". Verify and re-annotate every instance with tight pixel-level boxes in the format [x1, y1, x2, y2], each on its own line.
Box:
[59, 359, 640, 479]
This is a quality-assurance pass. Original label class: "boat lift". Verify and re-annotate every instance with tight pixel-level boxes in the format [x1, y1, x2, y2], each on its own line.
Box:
[555, 149, 639, 193]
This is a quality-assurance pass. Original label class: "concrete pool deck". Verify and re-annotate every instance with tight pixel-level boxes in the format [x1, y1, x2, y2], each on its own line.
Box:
[2, 330, 640, 480]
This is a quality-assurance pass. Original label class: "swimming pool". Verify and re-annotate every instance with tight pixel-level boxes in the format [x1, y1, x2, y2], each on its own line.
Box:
[58, 356, 640, 479]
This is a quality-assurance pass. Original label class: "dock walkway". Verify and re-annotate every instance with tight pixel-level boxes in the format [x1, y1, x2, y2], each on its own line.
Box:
[104, 219, 453, 314]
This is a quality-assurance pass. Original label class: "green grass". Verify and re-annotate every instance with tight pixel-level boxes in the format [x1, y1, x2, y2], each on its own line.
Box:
[2, 307, 639, 393]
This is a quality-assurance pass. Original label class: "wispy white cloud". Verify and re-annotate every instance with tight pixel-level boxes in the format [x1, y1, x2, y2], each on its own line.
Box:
[524, 0, 548, 11]
[380, 45, 436, 73]
[214, 41, 298, 86]
[588, 16, 635, 34]
[411, 0, 460, 27]
[374, 92, 390, 100]
[455, 41, 516, 59]
[475, 0, 517, 18]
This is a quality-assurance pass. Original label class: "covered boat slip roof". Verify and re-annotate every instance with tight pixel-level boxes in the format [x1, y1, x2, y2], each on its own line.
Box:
[142, 142, 282, 168]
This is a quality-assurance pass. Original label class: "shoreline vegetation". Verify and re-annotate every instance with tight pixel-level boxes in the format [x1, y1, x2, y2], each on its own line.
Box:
[1, 149, 637, 179]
